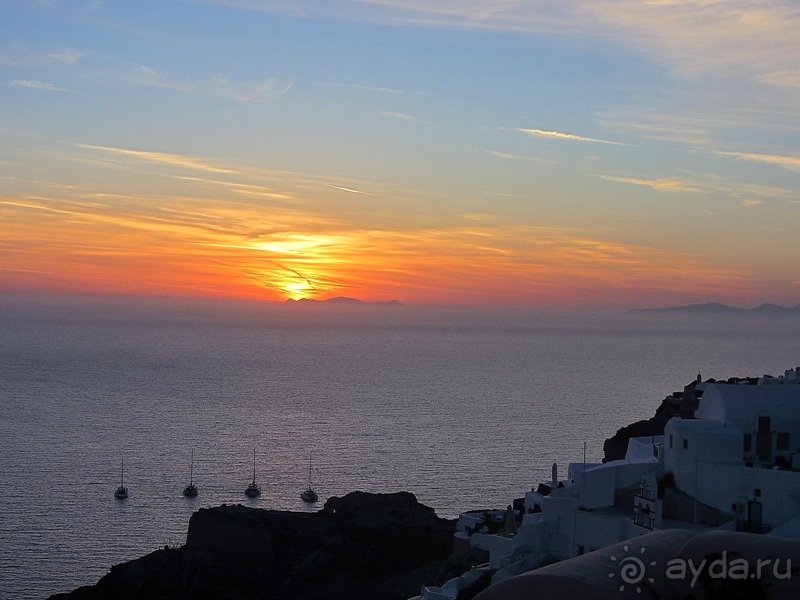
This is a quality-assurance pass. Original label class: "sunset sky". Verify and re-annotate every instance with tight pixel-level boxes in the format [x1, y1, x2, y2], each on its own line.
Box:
[2, 1, 799, 309]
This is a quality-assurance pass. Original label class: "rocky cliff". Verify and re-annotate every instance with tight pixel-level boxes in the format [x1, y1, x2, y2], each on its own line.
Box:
[602, 378, 701, 462]
[50, 491, 455, 600]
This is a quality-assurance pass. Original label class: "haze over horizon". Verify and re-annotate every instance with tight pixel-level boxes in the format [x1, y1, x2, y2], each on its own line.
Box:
[2, 1, 800, 309]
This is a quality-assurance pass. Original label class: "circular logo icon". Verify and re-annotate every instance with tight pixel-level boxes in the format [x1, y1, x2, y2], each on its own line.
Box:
[609, 545, 656, 593]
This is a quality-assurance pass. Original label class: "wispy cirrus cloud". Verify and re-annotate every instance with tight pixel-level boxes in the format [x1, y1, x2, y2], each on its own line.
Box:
[380, 111, 419, 122]
[560, 1, 799, 82]
[49, 49, 83, 65]
[0, 44, 83, 67]
[175, 176, 297, 202]
[741, 199, 764, 207]
[759, 69, 800, 91]
[484, 150, 554, 164]
[126, 65, 292, 102]
[517, 128, 628, 146]
[221, 1, 800, 152]
[462, 213, 501, 222]
[716, 151, 800, 172]
[68, 141, 387, 212]
[74, 143, 237, 174]
[601, 171, 800, 204]
[9, 79, 69, 92]
[599, 109, 718, 147]
[222, 2, 800, 83]
[327, 184, 375, 196]
[600, 105, 800, 149]
[311, 82, 404, 94]
[600, 175, 701, 193]
[733, 182, 800, 200]
[216, 1, 580, 33]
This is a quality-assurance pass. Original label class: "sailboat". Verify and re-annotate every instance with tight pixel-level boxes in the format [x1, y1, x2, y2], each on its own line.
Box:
[244, 448, 261, 497]
[183, 449, 198, 497]
[114, 459, 128, 499]
[300, 454, 318, 503]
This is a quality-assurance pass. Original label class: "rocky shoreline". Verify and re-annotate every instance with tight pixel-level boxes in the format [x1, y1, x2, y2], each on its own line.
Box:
[49, 491, 463, 600]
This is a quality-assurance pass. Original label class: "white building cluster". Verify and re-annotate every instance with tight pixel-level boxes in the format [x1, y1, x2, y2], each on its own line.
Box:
[415, 366, 800, 600]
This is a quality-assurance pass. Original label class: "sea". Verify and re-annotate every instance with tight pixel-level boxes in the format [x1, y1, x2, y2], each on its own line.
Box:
[1, 294, 798, 600]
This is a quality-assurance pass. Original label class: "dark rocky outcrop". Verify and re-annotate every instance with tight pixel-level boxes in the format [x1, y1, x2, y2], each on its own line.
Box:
[602, 379, 701, 462]
[50, 491, 455, 600]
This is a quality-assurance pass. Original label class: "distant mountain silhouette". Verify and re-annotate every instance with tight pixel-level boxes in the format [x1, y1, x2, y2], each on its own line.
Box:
[750, 302, 800, 314]
[284, 296, 403, 308]
[629, 302, 800, 315]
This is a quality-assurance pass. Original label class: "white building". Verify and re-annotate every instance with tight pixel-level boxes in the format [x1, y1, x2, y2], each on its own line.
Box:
[668, 373, 800, 533]
[414, 366, 800, 600]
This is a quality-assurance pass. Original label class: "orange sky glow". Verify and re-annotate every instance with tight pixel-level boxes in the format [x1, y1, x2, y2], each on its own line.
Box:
[0, 162, 749, 308]
[2, 2, 800, 309]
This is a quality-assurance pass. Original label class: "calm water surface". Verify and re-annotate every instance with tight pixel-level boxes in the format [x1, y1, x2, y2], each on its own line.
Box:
[1, 296, 798, 599]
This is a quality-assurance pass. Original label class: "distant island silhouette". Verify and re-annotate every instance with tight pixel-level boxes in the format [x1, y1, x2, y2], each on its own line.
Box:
[284, 296, 403, 308]
[629, 302, 800, 315]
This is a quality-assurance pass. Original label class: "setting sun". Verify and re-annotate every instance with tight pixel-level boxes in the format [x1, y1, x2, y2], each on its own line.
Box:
[284, 280, 313, 300]
[4, 3, 800, 597]
[2, 1, 799, 309]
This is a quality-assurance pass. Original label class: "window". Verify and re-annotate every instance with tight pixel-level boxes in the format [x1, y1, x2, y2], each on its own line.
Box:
[754, 488, 762, 498]
[682, 438, 689, 450]
[743, 433, 752, 452]
[669, 435, 673, 449]
[777, 432, 790, 452]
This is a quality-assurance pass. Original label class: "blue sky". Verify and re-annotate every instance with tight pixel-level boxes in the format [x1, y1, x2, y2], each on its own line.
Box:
[2, 1, 799, 308]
